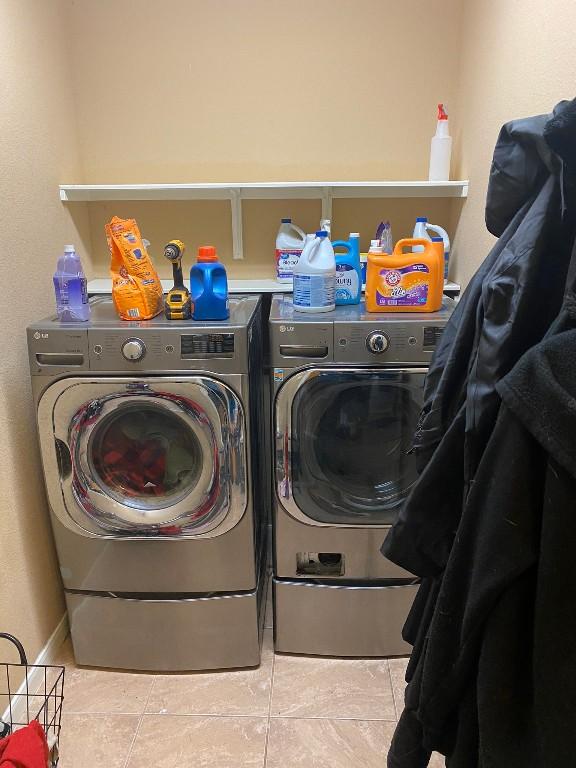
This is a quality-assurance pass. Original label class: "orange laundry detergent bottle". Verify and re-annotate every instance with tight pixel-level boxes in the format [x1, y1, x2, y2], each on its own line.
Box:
[365, 238, 444, 312]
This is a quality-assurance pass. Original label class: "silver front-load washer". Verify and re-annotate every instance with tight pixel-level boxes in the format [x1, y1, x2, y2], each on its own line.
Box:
[270, 294, 454, 657]
[27, 295, 267, 671]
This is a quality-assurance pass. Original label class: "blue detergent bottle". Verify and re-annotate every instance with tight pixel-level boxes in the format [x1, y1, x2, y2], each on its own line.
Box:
[190, 245, 229, 321]
[332, 233, 362, 305]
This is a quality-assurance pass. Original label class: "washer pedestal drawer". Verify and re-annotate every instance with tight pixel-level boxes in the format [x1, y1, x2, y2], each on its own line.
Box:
[273, 578, 416, 657]
[66, 589, 262, 671]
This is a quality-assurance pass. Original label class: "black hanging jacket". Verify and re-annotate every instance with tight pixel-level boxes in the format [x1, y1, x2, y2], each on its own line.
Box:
[383, 99, 576, 578]
[388, 297, 576, 767]
[386, 98, 576, 767]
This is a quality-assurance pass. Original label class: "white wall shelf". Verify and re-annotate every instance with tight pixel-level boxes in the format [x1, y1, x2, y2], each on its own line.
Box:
[60, 180, 469, 202]
[87, 277, 461, 297]
[60, 180, 469, 260]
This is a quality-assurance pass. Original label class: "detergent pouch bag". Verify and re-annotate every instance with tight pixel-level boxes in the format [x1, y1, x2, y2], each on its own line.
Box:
[106, 216, 163, 320]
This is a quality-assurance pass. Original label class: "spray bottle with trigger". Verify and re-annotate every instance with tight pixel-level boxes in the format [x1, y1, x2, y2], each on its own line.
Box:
[428, 103, 452, 181]
[164, 240, 192, 320]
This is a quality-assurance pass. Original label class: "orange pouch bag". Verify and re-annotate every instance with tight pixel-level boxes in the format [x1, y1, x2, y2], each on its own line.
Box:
[106, 216, 164, 320]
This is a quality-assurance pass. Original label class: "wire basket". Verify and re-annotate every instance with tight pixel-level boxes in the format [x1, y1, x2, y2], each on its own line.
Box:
[0, 633, 64, 767]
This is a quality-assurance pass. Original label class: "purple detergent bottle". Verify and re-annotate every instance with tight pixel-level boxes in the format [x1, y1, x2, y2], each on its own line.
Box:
[53, 244, 90, 322]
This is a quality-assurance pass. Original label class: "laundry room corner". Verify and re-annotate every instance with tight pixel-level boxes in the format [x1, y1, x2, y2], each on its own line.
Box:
[0, 0, 90, 663]
[2, 0, 576, 766]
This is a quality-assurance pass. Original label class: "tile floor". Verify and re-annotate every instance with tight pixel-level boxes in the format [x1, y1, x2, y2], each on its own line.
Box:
[54, 580, 445, 767]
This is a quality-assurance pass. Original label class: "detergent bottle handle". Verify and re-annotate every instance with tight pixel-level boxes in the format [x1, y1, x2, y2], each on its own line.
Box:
[332, 240, 351, 253]
[305, 238, 322, 265]
[290, 223, 306, 242]
[203, 263, 213, 296]
[395, 238, 430, 253]
[426, 223, 449, 245]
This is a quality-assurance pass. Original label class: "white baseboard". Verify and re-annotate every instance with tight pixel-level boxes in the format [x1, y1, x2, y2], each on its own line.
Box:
[1, 613, 69, 726]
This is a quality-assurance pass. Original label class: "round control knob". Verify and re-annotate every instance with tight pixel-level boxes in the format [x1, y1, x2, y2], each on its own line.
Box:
[121, 338, 146, 362]
[366, 331, 390, 354]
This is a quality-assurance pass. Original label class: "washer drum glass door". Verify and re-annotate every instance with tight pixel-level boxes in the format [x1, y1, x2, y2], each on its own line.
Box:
[276, 368, 425, 526]
[39, 378, 247, 538]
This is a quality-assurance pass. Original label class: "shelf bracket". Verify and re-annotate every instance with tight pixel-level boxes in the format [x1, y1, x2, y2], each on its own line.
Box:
[230, 190, 243, 260]
[321, 187, 332, 223]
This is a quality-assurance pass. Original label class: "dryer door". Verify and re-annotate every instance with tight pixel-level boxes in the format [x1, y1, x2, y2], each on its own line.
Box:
[276, 367, 425, 527]
[38, 377, 247, 538]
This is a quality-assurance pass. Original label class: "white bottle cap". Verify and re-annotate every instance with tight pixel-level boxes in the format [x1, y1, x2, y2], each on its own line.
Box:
[369, 239, 384, 254]
[64, 244, 75, 253]
[350, 232, 360, 238]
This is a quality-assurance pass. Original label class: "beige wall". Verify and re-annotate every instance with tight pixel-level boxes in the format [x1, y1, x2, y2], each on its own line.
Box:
[452, 0, 576, 287]
[66, 0, 464, 277]
[69, 0, 463, 183]
[0, 0, 89, 660]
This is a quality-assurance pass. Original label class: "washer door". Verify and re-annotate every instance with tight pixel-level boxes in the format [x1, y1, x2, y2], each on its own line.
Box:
[275, 368, 425, 527]
[39, 378, 247, 538]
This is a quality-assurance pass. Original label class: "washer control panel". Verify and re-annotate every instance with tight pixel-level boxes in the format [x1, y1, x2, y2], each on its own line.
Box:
[86, 329, 240, 371]
[181, 333, 235, 359]
[366, 331, 390, 354]
[27, 295, 259, 376]
[121, 338, 146, 362]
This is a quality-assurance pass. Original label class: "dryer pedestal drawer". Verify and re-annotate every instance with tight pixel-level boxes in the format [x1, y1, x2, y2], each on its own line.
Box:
[273, 578, 416, 657]
[66, 589, 262, 671]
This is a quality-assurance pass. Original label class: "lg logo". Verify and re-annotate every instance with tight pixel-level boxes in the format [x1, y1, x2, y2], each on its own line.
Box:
[33, 332, 48, 340]
[279, 325, 295, 333]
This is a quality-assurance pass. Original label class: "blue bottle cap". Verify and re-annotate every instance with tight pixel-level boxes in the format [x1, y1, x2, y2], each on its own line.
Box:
[431, 236, 444, 242]
[416, 217, 428, 223]
[316, 230, 328, 238]
[281, 218, 292, 223]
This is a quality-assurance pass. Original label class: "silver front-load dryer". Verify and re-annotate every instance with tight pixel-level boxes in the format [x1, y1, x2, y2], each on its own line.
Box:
[269, 294, 455, 658]
[28, 296, 267, 671]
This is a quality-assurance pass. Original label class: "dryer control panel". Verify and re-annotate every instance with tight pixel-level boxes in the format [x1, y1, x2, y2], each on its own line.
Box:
[269, 294, 455, 368]
[333, 321, 447, 364]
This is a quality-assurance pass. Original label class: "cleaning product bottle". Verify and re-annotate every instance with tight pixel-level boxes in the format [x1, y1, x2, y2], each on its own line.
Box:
[430, 236, 449, 281]
[428, 103, 452, 181]
[360, 240, 383, 289]
[332, 233, 361, 305]
[369, 239, 383, 255]
[53, 245, 90, 322]
[360, 253, 368, 290]
[275, 218, 306, 283]
[412, 217, 451, 282]
[375, 221, 393, 254]
[190, 245, 229, 321]
[293, 231, 336, 313]
[366, 237, 444, 313]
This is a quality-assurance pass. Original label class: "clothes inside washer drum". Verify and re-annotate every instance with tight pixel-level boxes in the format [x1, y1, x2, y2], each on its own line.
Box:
[93, 407, 202, 499]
